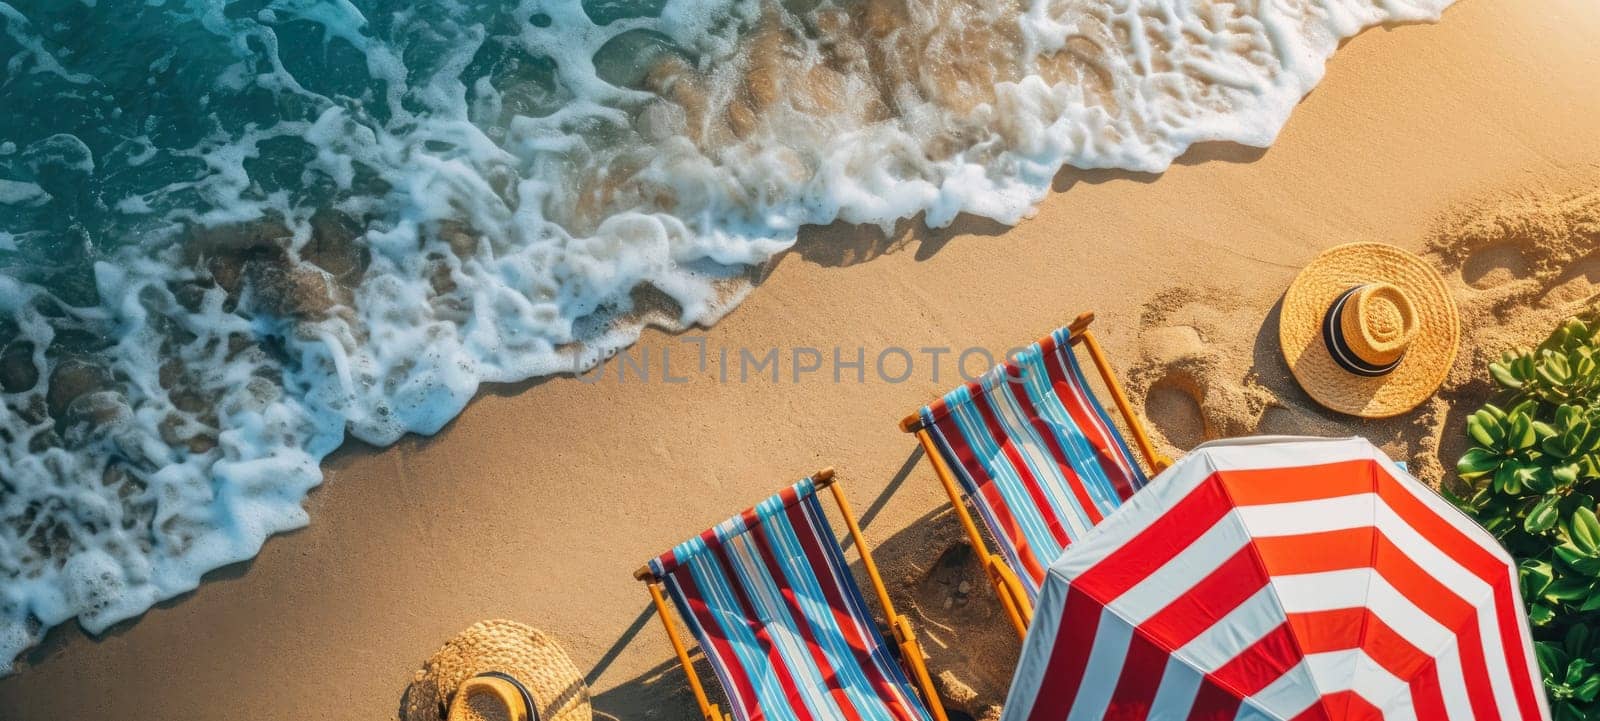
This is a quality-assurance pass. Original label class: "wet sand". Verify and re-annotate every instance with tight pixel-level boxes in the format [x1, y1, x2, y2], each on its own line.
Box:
[3, 0, 1600, 718]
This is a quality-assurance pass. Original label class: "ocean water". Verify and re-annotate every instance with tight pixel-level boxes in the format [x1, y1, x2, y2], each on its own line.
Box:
[0, 0, 1451, 670]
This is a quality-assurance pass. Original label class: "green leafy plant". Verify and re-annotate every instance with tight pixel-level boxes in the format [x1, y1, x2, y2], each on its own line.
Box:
[1451, 314, 1600, 720]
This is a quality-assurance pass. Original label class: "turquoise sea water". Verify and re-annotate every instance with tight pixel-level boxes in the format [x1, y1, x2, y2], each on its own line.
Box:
[0, 0, 1452, 671]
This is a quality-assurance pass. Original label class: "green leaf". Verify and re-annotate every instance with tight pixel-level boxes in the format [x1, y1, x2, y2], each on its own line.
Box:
[1554, 544, 1600, 577]
[1492, 362, 1524, 389]
[1512, 414, 1539, 450]
[1458, 447, 1502, 480]
[1469, 412, 1505, 448]
[1540, 641, 1569, 675]
[1574, 507, 1600, 555]
[1566, 624, 1593, 657]
[1525, 559, 1557, 597]
[1581, 427, 1600, 456]
[1545, 576, 1593, 604]
[1577, 673, 1600, 703]
[1579, 353, 1600, 385]
[1455, 314, 1600, 662]
[1542, 353, 1575, 387]
[1529, 495, 1563, 533]
[1499, 463, 1526, 495]
[1556, 544, 1589, 565]
[1525, 466, 1557, 494]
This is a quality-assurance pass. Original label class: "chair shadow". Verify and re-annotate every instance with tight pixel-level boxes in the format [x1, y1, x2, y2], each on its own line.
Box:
[852, 498, 1021, 719]
[587, 446, 1015, 720]
[843, 446, 924, 549]
[587, 629, 724, 721]
[585, 605, 657, 690]
[843, 447, 1024, 716]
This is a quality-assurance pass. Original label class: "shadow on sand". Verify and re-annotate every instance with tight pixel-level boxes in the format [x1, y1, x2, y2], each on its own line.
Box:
[586, 447, 1019, 721]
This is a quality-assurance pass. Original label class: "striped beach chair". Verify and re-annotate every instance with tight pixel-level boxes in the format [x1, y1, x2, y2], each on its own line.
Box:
[635, 469, 948, 721]
[898, 312, 1170, 638]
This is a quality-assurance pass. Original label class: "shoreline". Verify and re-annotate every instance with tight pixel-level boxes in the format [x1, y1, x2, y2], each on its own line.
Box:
[5, 0, 1600, 718]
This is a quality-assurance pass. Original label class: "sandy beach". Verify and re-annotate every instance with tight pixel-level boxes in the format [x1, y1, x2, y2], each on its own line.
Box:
[3, 0, 1600, 718]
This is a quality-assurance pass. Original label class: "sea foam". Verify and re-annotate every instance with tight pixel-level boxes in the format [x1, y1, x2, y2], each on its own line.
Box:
[0, 0, 1451, 671]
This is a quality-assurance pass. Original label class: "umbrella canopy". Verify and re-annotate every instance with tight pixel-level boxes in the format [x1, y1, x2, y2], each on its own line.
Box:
[1001, 436, 1549, 721]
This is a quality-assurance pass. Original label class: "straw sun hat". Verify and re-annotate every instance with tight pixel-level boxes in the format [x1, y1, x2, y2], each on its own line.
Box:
[1279, 242, 1460, 418]
[402, 620, 592, 721]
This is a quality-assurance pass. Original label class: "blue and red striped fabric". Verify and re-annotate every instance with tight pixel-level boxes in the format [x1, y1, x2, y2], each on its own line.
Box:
[918, 326, 1146, 602]
[649, 477, 934, 721]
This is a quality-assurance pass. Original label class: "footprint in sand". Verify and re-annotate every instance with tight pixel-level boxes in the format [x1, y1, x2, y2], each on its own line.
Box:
[1428, 188, 1600, 309]
[1134, 324, 1218, 451]
[1120, 183, 1600, 489]
[1124, 296, 1278, 460]
[1460, 243, 1533, 290]
[1143, 372, 1208, 451]
[1540, 252, 1600, 307]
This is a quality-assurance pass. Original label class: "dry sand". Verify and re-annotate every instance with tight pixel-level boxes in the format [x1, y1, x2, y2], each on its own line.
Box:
[3, 0, 1600, 719]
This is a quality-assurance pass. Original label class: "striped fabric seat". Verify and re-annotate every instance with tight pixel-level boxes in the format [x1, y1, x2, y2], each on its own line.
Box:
[648, 477, 934, 721]
[918, 326, 1147, 601]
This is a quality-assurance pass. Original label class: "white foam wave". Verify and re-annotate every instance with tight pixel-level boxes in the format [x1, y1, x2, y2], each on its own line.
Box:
[0, 0, 1452, 671]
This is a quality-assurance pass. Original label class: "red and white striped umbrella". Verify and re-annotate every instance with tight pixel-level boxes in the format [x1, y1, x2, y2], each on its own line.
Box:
[1001, 436, 1549, 721]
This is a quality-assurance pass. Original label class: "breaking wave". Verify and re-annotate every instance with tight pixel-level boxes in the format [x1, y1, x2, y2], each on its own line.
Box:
[0, 0, 1451, 670]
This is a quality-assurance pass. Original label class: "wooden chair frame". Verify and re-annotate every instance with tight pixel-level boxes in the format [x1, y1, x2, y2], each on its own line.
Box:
[897, 312, 1172, 639]
[634, 468, 949, 721]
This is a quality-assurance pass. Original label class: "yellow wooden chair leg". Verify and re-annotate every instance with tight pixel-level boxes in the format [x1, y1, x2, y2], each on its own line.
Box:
[825, 477, 950, 721]
[991, 559, 1033, 625]
[892, 616, 950, 721]
[985, 555, 1032, 640]
[645, 582, 723, 721]
[912, 429, 1041, 640]
[989, 570, 1027, 640]
[1078, 322, 1171, 478]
